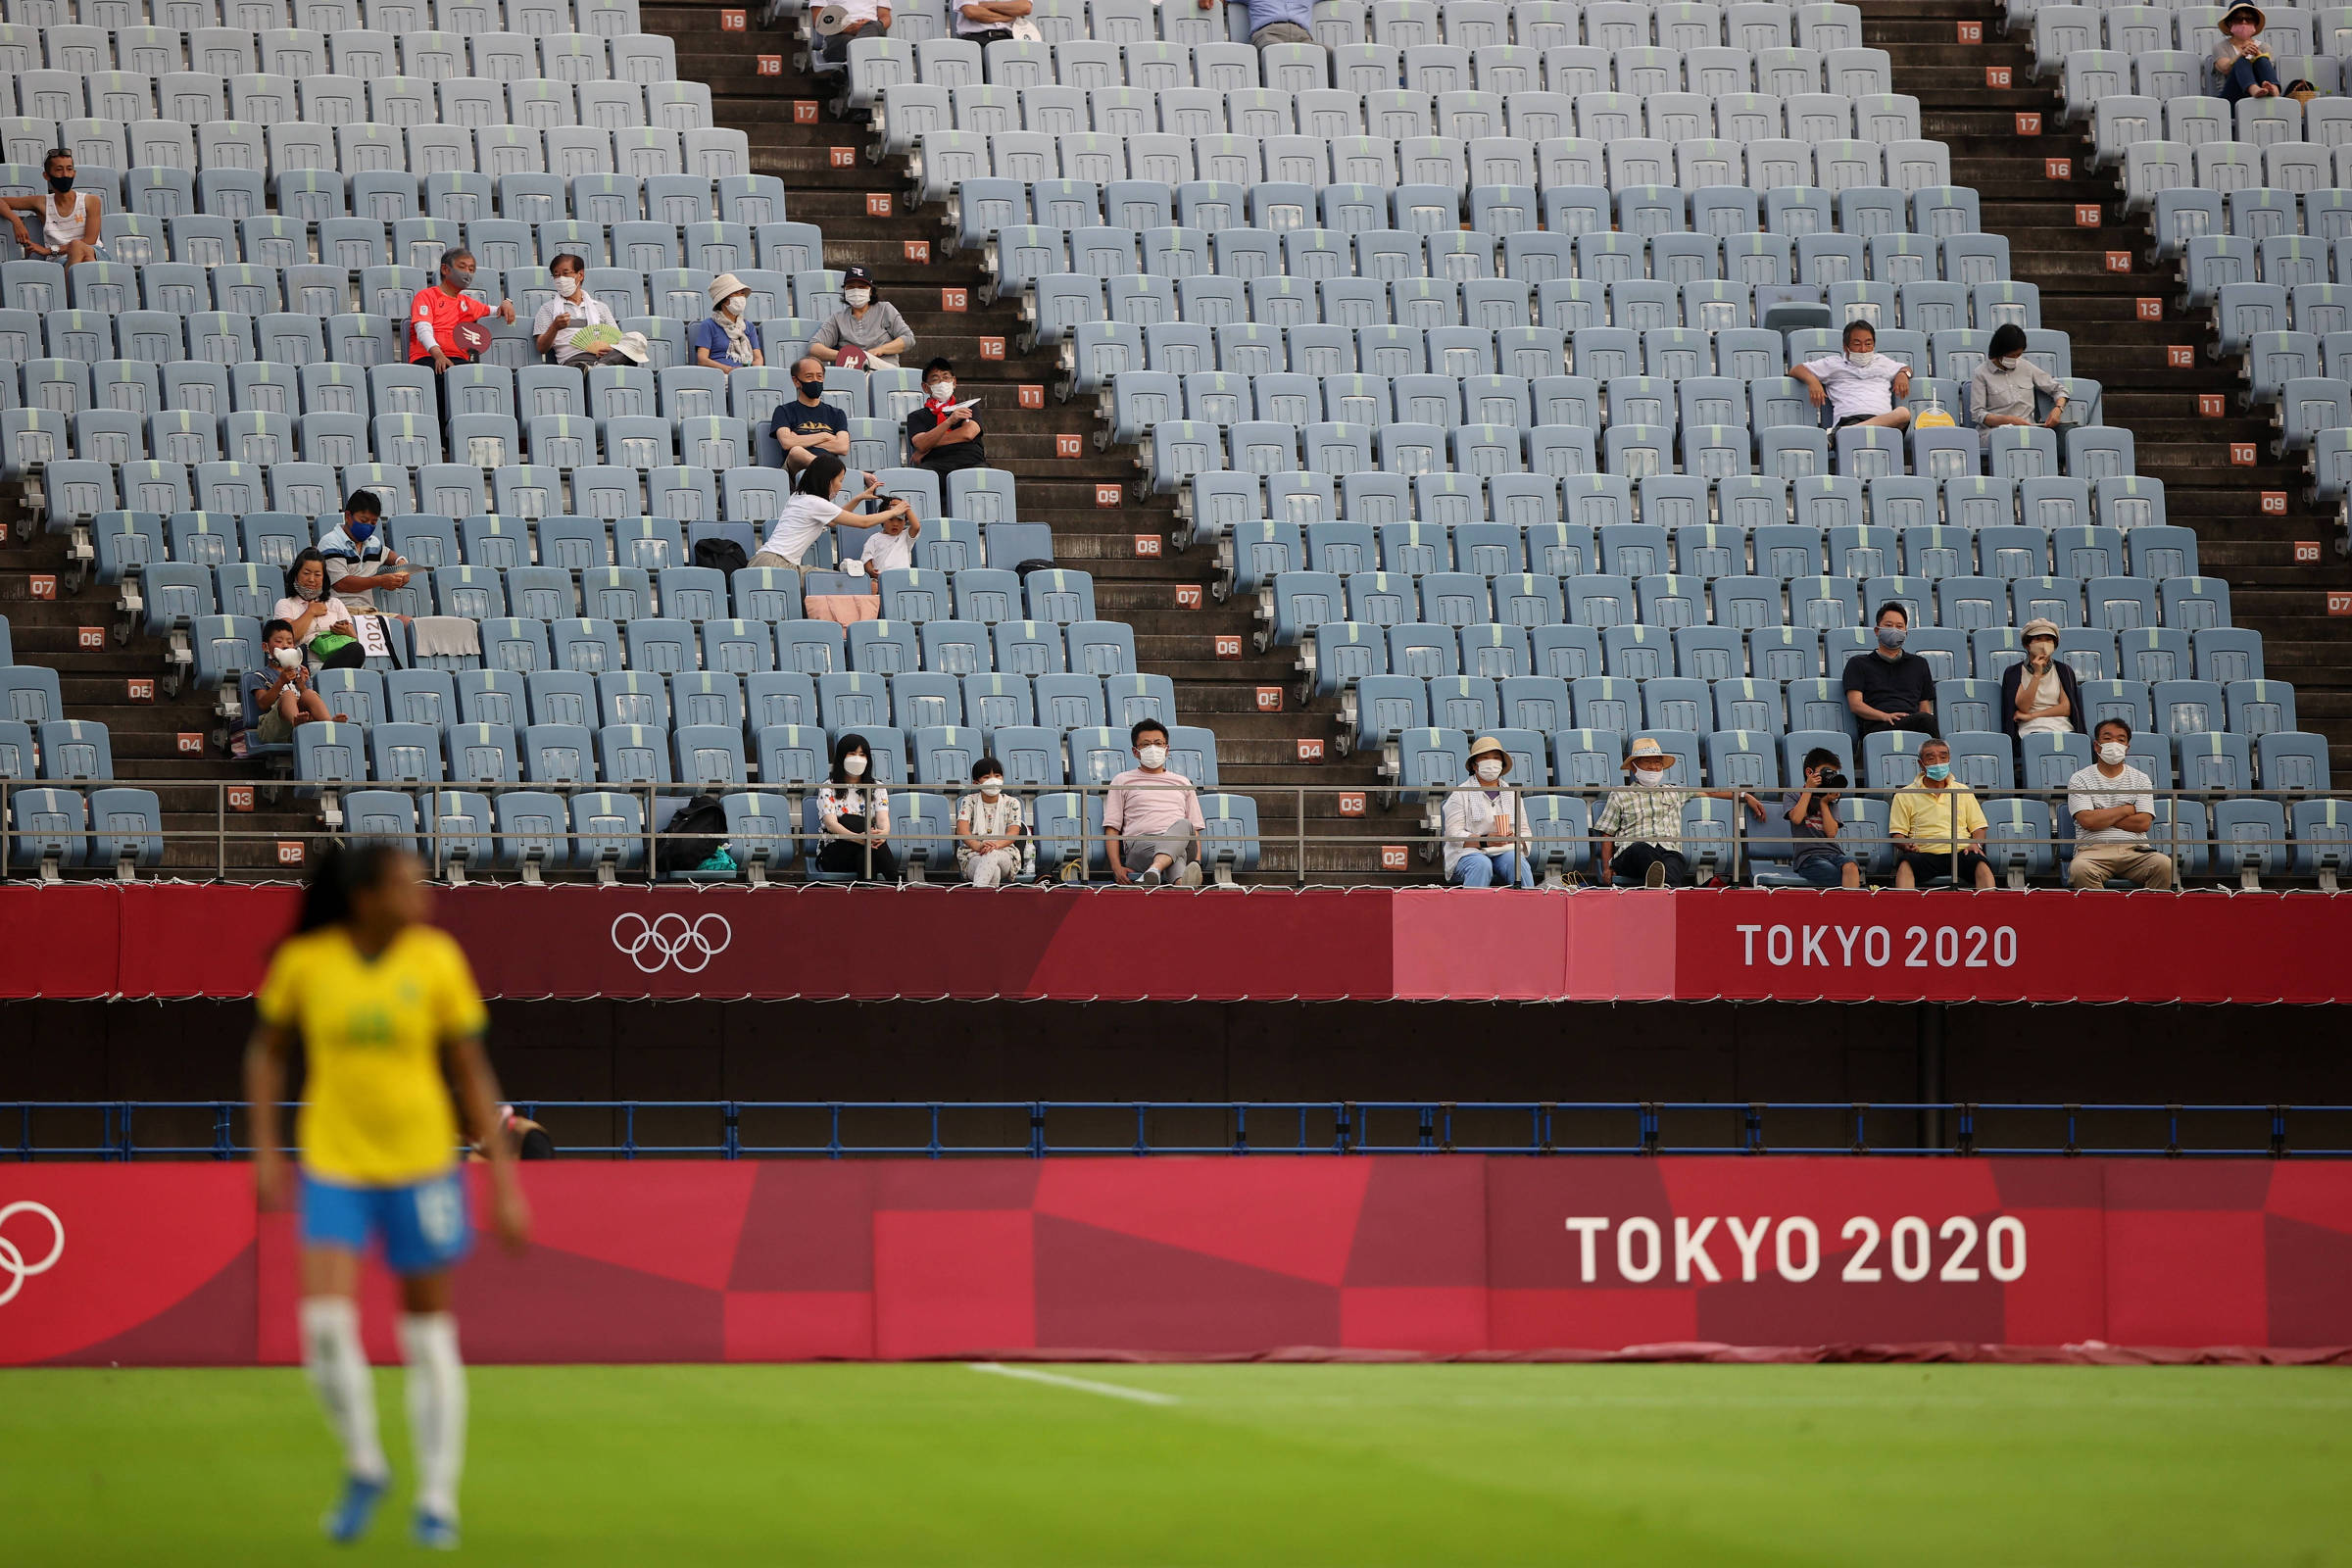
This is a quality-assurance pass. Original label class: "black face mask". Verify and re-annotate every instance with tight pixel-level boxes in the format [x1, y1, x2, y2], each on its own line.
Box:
[798, 379, 825, 398]
[46, 174, 74, 195]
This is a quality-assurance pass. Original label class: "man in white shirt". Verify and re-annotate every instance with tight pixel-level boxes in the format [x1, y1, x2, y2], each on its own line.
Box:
[2066, 717, 2176, 889]
[952, 0, 1031, 41]
[530, 253, 624, 368]
[1791, 319, 1913, 430]
[1442, 737, 1533, 887]
[822, 0, 890, 64]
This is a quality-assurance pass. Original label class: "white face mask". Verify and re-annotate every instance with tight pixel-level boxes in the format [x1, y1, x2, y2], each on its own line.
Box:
[271, 645, 300, 668]
[928, 381, 954, 402]
[2098, 742, 2130, 765]
[1138, 744, 1167, 769]
[556, 275, 581, 298]
[1846, 350, 1876, 368]
[978, 778, 1003, 798]
[1474, 759, 1503, 783]
[843, 288, 871, 308]
[721, 297, 744, 318]
[1994, 356, 2020, 370]
[842, 755, 866, 778]
[1635, 765, 1671, 787]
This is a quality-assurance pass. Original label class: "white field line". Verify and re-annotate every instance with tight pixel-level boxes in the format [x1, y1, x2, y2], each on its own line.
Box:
[968, 1362, 1182, 1406]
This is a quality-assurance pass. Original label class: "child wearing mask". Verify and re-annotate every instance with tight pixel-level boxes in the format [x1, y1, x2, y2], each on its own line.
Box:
[1791, 320, 1913, 429]
[241, 619, 338, 750]
[955, 756, 1029, 887]
[2, 149, 101, 267]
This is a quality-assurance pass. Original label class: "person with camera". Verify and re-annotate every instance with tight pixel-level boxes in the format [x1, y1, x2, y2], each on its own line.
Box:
[1782, 747, 1865, 889]
[906, 357, 990, 474]
[1844, 602, 1940, 738]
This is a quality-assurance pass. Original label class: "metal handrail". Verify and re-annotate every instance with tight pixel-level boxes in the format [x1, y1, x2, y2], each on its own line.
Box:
[8, 1100, 2346, 1160]
[0, 775, 2332, 888]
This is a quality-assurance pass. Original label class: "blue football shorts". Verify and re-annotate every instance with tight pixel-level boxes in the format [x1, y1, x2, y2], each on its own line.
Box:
[299, 1167, 473, 1276]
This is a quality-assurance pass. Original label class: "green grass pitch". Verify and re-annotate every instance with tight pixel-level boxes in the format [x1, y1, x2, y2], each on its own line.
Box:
[5, 1363, 2348, 1564]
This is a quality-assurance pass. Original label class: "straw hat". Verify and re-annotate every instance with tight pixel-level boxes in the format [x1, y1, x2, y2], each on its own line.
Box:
[707, 272, 750, 308]
[1467, 736, 1511, 774]
[1624, 736, 1674, 773]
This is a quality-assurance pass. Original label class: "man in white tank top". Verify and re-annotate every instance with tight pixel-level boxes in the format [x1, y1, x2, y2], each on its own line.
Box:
[3, 150, 102, 268]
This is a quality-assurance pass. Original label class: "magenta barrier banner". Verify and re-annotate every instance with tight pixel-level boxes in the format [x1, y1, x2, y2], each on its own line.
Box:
[7, 1160, 2349, 1365]
[6, 884, 2350, 1004]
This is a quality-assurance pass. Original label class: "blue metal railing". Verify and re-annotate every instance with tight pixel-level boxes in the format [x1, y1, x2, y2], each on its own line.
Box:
[6, 1101, 2347, 1160]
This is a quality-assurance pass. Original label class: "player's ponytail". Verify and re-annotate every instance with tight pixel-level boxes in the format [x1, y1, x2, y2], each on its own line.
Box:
[294, 842, 398, 935]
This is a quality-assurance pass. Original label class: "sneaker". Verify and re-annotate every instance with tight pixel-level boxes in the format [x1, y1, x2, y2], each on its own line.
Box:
[1643, 862, 1668, 889]
[321, 1474, 386, 1544]
[414, 1511, 461, 1551]
[1179, 861, 1203, 888]
[1139, 866, 1161, 888]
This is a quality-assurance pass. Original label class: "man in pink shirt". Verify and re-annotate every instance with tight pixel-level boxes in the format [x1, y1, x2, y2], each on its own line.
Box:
[1102, 719, 1204, 887]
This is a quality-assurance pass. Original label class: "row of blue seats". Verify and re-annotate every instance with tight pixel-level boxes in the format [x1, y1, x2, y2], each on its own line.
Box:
[1369, 722, 2328, 800]
[2149, 185, 2352, 255]
[882, 80, 1926, 164]
[0, 25, 679, 86]
[1138, 417, 2132, 495]
[2035, 6, 2348, 65]
[1185, 468, 2175, 543]
[2122, 139, 2352, 214]
[88, 512, 1048, 578]
[9, 359, 825, 432]
[261, 664, 1182, 739]
[3, 166, 794, 231]
[2091, 92, 2352, 167]
[0, 75, 712, 142]
[1260, 569, 2235, 648]
[1213, 514, 2197, 589]
[1, 784, 164, 876]
[0, 0, 645, 36]
[2058, 47, 2350, 112]
[1299, 621, 2262, 693]
[1286, 1, 1865, 56]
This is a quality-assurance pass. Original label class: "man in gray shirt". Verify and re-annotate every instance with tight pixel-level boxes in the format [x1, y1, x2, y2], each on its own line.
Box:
[808, 265, 913, 369]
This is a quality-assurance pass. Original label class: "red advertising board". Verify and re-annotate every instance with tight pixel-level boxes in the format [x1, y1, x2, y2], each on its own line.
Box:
[4, 885, 2350, 1004]
[5, 1162, 2348, 1365]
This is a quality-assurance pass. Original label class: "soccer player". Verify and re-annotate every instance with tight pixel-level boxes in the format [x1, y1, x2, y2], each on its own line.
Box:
[244, 844, 530, 1549]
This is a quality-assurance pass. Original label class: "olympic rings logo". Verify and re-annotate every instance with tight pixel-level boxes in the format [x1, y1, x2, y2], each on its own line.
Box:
[0, 1201, 64, 1308]
[611, 912, 733, 975]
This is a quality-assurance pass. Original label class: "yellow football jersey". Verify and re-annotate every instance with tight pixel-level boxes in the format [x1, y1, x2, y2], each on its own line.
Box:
[256, 924, 489, 1185]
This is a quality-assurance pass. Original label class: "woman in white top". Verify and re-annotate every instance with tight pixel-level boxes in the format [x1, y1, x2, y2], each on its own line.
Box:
[1968, 323, 2066, 443]
[1441, 736, 1534, 888]
[816, 733, 897, 881]
[2, 150, 101, 267]
[531, 252, 628, 368]
[2002, 617, 2083, 744]
[272, 550, 367, 669]
[752, 453, 912, 572]
[955, 755, 1027, 887]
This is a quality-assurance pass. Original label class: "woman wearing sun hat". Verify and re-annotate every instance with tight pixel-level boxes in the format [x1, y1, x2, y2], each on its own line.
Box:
[2215, 3, 2283, 102]
[1999, 618, 2086, 745]
[691, 273, 764, 372]
[1442, 737, 1535, 888]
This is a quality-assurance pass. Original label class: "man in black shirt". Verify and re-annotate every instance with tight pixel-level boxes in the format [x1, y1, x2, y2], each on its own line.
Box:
[1843, 601, 1940, 738]
[770, 355, 850, 472]
[906, 356, 988, 474]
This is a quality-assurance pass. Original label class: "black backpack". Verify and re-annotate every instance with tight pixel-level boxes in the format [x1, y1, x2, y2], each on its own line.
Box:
[694, 537, 749, 576]
[657, 793, 729, 875]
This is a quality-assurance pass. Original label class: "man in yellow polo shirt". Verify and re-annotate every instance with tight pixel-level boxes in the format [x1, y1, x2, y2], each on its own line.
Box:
[1888, 737, 1996, 889]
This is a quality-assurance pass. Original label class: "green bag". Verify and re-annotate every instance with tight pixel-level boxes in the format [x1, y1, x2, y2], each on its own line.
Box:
[308, 631, 357, 659]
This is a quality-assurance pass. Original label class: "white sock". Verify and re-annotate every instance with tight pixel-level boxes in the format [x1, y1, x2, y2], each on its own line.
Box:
[299, 1296, 388, 1484]
[398, 1313, 467, 1522]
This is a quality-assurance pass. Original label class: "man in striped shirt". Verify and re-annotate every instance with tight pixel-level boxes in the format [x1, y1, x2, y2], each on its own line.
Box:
[1593, 736, 1768, 887]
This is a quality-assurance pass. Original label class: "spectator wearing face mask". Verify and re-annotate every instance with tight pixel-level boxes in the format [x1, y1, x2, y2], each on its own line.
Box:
[956, 756, 1028, 887]
[315, 490, 414, 616]
[818, 733, 897, 881]
[820, 0, 890, 64]
[274, 549, 368, 669]
[754, 454, 910, 571]
[1845, 602, 1940, 738]
[532, 253, 637, 368]
[2067, 719, 2176, 890]
[1791, 320, 1913, 431]
[809, 266, 913, 369]
[1443, 736, 1535, 887]
[771, 356, 851, 471]
[1104, 719, 1204, 887]
[1889, 739, 1996, 890]
[1969, 323, 2065, 439]
[2215, 3, 2281, 102]
[906, 357, 989, 473]
[410, 248, 514, 374]
[2002, 617, 2084, 744]
[241, 619, 336, 751]
[2, 149, 101, 268]
[691, 273, 764, 371]
[1594, 736, 1768, 887]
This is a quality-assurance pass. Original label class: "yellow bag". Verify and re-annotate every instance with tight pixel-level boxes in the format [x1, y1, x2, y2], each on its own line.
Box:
[1914, 403, 1957, 429]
